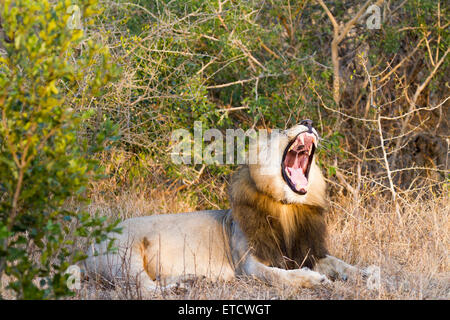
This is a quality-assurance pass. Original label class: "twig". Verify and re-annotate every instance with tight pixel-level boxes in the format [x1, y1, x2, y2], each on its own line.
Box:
[391, 47, 449, 164]
[316, 0, 383, 104]
[206, 73, 286, 89]
[360, 50, 403, 225]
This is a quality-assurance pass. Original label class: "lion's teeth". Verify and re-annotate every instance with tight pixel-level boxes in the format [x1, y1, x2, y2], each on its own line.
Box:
[299, 135, 304, 145]
[285, 168, 291, 178]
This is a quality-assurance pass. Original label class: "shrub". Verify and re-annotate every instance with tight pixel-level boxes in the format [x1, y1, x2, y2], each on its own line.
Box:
[0, 0, 120, 299]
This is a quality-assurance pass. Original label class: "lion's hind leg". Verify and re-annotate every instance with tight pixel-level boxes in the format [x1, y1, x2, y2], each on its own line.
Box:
[84, 237, 177, 296]
[126, 257, 197, 297]
[128, 237, 203, 296]
[125, 247, 159, 294]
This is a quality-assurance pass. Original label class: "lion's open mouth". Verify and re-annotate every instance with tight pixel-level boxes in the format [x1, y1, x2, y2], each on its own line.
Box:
[281, 132, 317, 195]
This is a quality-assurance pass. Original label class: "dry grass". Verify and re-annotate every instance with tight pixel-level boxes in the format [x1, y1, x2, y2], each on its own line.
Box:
[72, 183, 449, 300]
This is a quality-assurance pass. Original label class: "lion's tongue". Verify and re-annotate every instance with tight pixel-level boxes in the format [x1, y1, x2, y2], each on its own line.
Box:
[287, 154, 309, 191]
[288, 168, 307, 191]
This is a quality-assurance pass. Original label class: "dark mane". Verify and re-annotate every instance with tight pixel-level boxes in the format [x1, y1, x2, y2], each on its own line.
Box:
[230, 166, 328, 269]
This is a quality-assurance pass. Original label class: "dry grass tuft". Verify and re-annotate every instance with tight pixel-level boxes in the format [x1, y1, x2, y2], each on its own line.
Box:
[73, 184, 449, 300]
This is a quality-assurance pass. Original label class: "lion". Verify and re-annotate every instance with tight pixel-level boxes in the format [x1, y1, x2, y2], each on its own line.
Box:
[84, 120, 371, 293]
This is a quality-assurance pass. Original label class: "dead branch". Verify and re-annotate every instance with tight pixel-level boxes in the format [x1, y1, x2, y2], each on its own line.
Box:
[317, 0, 384, 104]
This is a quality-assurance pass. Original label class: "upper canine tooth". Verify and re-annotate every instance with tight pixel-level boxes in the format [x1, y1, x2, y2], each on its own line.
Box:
[299, 135, 305, 145]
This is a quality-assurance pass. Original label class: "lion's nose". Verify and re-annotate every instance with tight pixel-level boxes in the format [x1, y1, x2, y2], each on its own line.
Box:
[300, 119, 313, 128]
[300, 119, 313, 134]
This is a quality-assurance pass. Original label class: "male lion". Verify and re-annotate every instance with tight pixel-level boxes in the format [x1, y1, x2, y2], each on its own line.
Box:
[84, 120, 369, 293]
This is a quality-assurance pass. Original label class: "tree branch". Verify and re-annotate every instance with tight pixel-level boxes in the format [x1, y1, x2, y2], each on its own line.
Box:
[316, 0, 384, 104]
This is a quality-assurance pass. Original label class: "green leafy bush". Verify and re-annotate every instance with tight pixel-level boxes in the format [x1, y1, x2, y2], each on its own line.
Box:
[99, 0, 447, 199]
[0, 0, 120, 299]
[95, 0, 333, 198]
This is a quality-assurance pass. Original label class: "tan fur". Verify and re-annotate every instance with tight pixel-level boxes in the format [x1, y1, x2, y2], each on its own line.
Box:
[84, 122, 374, 294]
[139, 237, 156, 281]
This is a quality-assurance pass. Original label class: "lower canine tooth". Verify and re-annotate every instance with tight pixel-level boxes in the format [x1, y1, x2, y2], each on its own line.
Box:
[286, 169, 291, 178]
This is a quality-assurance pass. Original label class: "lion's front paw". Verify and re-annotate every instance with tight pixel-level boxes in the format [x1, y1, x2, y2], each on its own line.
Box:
[286, 268, 331, 288]
[361, 265, 380, 278]
[362, 265, 381, 290]
[311, 272, 332, 287]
